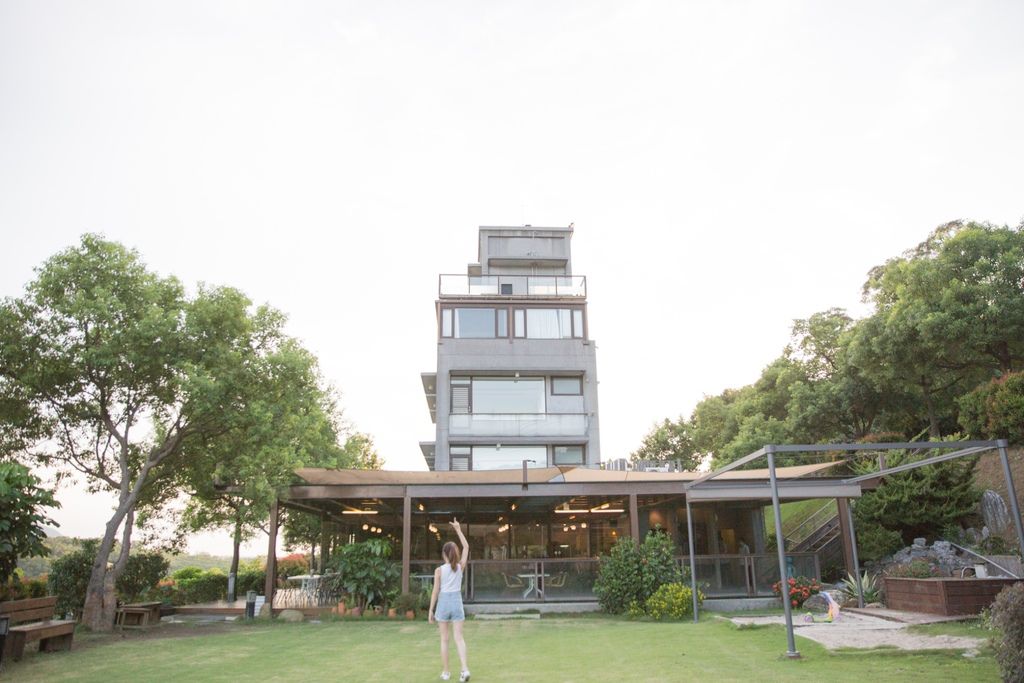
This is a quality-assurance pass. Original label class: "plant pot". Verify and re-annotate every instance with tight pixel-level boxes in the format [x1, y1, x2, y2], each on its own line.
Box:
[349, 606, 362, 617]
[337, 601, 347, 615]
[405, 610, 415, 620]
[372, 605, 383, 616]
[387, 608, 397, 618]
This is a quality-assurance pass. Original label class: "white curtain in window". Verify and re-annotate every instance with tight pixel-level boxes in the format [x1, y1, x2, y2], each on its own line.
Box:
[526, 309, 561, 338]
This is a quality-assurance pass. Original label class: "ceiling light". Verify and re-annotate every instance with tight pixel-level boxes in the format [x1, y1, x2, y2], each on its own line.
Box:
[556, 509, 589, 514]
[362, 524, 369, 531]
[590, 508, 624, 513]
[418, 503, 425, 511]
[581, 522, 588, 529]
[342, 510, 379, 515]
[510, 503, 517, 511]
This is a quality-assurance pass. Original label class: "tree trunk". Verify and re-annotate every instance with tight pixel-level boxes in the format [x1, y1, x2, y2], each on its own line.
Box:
[81, 507, 133, 631]
[230, 531, 241, 578]
[920, 376, 941, 439]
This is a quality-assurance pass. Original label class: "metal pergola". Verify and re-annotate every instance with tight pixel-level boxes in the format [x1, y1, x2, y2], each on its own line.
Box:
[684, 438, 1023, 659]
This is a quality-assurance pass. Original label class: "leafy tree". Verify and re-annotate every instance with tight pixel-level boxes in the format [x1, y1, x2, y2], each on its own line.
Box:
[0, 462, 58, 583]
[630, 418, 700, 469]
[959, 372, 1024, 444]
[323, 539, 400, 610]
[0, 235, 345, 629]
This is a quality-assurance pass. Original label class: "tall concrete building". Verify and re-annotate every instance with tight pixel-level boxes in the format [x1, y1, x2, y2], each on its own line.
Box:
[420, 226, 601, 471]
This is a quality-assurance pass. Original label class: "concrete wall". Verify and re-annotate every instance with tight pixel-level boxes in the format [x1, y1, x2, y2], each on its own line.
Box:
[433, 336, 601, 470]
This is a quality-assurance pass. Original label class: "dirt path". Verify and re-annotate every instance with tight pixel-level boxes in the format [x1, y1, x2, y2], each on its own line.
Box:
[728, 612, 985, 653]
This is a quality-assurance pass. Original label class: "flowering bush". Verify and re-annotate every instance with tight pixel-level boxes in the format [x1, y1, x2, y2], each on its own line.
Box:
[772, 576, 822, 608]
[644, 582, 703, 620]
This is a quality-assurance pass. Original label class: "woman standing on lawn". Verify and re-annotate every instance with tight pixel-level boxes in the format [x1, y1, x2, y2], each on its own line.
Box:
[428, 518, 471, 681]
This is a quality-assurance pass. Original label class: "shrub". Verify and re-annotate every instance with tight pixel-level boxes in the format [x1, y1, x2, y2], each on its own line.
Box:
[394, 592, 418, 613]
[276, 553, 309, 581]
[48, 539, 99, 619]
[991, 582, 1024, 682]
[838, 572, 881, 604]
[645, 582, 702, 620]
[325, 539, 399, 610]
[170, 567, 229, 605]
[594, 531, 682, 614]
[0, 572, 49, 601]
[959, 372, 1024, 444]
[117, 551, 170, 602]
[854, 522, 904, 562]
[235, 568, 266, 595]
[886, 559, 940, 578]
[772, 576, 822, 609]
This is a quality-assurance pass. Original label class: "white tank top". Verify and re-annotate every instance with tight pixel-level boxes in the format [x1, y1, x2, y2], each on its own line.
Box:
[439, 563, 463, 593]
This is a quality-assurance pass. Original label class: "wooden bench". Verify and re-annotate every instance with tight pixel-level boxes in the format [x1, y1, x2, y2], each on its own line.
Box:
[115, 601, 162, 629]
[0, 596, 75, 662]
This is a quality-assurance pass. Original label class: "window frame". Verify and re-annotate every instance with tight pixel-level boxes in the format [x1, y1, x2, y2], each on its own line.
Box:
[551, 376, 583, 396]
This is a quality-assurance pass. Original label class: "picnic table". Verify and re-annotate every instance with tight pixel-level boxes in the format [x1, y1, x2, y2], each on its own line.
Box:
[115, 601, 163, 629]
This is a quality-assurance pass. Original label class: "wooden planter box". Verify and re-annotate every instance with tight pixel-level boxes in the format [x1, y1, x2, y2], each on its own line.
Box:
[883, 577, 1021, 616]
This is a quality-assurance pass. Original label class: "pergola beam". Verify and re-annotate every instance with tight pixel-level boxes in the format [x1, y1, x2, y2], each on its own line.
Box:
[843, 445, 993, 484]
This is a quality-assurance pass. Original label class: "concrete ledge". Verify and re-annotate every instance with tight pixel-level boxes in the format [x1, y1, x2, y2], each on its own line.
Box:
[703, 597, 780, 612]
[465, 602, 600, 615]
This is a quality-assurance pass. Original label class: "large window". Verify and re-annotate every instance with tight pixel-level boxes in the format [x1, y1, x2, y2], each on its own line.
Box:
[441, 308, 509, 338]
[553, 445, 584, 465]
[472, 378, 544, 413]
[450, 445, 548, 471]
[513, 308, 584, 339]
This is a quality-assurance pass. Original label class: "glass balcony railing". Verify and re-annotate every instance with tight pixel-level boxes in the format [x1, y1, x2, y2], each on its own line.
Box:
[448, 413, 588, 437]
[439, 274, 586, 298]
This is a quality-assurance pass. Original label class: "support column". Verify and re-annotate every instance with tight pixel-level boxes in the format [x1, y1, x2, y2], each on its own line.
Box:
[998, 440, 1024, 556]
[768, 446, 800, 659]
[686, 497, 699, 624]
[844, 498, 864, 608]
[401, 494, 412, 594]
[629, 494, 640, 541]
[319, 514, 328, 574]
[264, 498, 279, 611]
[836, 498, 857, 577]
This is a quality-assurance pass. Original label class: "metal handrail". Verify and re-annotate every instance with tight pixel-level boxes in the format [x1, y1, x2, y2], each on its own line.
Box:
[945, 540, 1021, 579]
[784, 502, 837, 542]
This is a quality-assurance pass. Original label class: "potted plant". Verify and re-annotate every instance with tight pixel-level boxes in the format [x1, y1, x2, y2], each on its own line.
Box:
[385, 587, 399, 618]
[329, 539, 400, 616]
[395, 592, 419, 620]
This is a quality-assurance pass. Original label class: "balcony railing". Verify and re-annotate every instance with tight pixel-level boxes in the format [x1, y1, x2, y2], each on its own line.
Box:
[439, 274, 586, 298]
[448, 413, 589, 437]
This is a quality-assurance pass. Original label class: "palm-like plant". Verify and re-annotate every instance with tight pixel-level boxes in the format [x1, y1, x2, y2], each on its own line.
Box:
[839, 571, 880, 604]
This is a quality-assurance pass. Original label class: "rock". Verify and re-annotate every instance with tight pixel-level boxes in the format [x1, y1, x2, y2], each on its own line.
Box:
[865, 602, 883, 608]
[913, 537, 927, 548]
[803, 593, 829, 611]
[279, 609, 304, 623]
[981, 490, 1011, 534]
[257, 604, 273, 619]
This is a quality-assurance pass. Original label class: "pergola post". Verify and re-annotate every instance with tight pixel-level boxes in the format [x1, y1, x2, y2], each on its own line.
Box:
[767, 446, 800, 659]
[319, 513, 328, 574]
[629, 494, 640, 541]
[844, 499, 864, 608]
[997, 439, 1024, 555]
[686, 497, 699, 624]
[401, 494, 412, 594]
[836, 498, 857, 577]
[264, 497, 279, 611]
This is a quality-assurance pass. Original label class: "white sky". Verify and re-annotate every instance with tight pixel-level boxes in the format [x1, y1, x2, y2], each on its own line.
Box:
[2, 1, 1022, 558]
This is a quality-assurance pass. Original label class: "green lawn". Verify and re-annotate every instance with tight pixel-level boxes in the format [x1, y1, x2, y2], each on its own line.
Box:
[4, 616, 997, 682]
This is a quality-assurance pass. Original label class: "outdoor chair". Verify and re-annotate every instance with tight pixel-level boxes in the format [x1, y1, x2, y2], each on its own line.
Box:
[501, 573, 525, 589]
[546, 572, 567, 589]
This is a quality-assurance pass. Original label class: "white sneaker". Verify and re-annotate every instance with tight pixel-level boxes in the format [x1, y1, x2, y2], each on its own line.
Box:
[440, 673, 451, 681]
[459, 671, 471, 682]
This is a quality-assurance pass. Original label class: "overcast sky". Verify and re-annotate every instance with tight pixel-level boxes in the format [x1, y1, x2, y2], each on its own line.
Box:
[3, 1, 1022, 557]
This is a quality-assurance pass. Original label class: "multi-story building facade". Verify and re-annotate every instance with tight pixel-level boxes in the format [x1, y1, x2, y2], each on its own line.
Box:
[420, 226, 601, 471]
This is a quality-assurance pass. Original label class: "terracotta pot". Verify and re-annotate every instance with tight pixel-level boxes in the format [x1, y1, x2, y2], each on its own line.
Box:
[349, 606, 362, 617]
[387, 608, 398, 618]
[337, 601, 347, 615]
[405, 610, 415, 620]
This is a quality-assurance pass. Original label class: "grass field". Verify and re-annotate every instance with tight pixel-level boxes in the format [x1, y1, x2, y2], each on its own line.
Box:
[3, 614, 997, 682]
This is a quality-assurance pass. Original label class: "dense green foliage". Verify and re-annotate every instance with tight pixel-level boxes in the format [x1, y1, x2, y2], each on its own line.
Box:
[1, 572, 49, 601]
[643, 582, 702, 620]
[635, 221, 1023, 546]
[991, 583, 1024, 683]
[48, 540, 100, 619]
[593, 532, 682, 614]
[168, 566, 229, 604]
[959, 372, 1024, 444]
[885, 559, 941, 578]
[0, 235, 361, 629]
[853, 522, 904, 562]
[47, 539, 172, 615]
[0, 462, 57, 583]
[324, 539, 400, 610]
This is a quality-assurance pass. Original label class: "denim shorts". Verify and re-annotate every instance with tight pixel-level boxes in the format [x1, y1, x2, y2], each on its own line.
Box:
[435, 591, 465, 622]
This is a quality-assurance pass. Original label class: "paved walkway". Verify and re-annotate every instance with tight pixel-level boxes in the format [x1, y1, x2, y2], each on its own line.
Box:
[728, 611, 985, 652]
